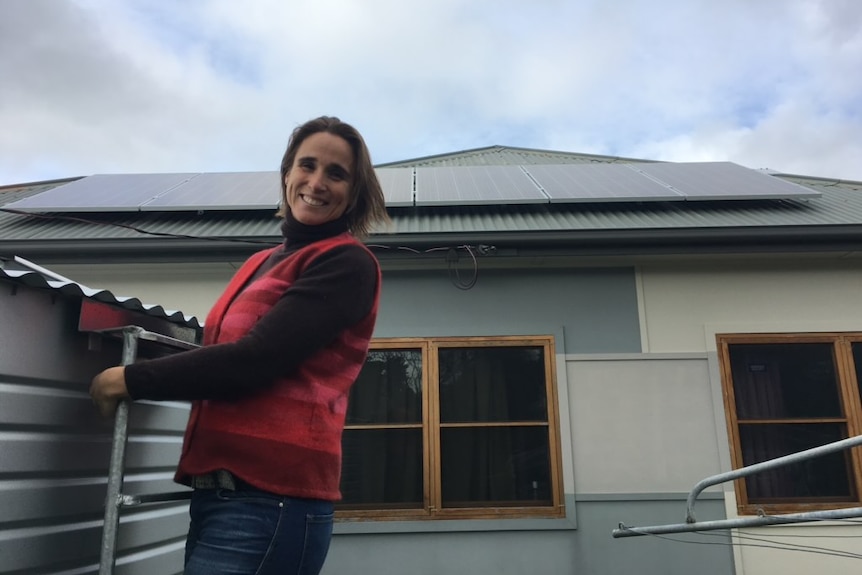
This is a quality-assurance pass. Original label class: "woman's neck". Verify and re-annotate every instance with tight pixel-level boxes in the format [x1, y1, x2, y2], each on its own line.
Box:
[280, 210, 349, 248]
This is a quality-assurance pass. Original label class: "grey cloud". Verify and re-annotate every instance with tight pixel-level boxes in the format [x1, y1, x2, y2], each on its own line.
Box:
[1, 0, 860, 184]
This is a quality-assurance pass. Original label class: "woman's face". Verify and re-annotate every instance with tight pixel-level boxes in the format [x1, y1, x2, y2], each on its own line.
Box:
[284, 132, 354, 226]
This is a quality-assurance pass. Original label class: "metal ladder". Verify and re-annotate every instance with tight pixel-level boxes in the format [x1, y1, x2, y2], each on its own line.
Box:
[97, 326, 199, 575]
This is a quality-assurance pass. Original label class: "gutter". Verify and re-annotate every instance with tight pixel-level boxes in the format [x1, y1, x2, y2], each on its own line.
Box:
[5, 225, 862, 264]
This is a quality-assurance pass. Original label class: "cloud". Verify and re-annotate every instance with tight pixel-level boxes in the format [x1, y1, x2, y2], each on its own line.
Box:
[1, 0, 860, 184]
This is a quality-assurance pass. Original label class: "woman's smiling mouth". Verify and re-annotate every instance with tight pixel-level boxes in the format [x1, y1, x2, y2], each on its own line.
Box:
[300, 194, 327, 207]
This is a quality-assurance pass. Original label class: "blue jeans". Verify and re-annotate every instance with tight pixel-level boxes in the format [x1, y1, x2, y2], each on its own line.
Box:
[184, 486, 334, 575]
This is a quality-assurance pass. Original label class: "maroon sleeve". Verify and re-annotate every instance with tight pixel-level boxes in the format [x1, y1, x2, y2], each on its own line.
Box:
[124, 244, 378, 401]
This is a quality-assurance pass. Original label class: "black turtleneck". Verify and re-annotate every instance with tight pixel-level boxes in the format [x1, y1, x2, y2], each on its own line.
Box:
[124, 212, 379, 402]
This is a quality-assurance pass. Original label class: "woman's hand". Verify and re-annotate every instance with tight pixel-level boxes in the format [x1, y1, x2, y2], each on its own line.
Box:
[90, 366, 130, 418]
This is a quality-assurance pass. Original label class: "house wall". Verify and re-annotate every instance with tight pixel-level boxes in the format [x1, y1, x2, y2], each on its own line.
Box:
[44, 261, 737, 575]
[639, 258, 862, 353]
[639, 258, 862, 575]
[0, 279, 193, 574]
[51, 256, 862, 574]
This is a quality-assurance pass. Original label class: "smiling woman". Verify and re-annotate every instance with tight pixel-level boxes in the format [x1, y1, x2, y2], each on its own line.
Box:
[284, 132, 354, 227]
[89, 116, 390, 575]
[276, 116, 388, 237]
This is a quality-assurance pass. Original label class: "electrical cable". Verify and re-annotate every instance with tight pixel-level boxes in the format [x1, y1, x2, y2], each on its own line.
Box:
[447, 245, 479, 290]
[367, 243, 485, 290]
[695, 528, 862, 558]
[0, 207, 277, 245]
[1, 208, 493, 289]
[734, 526, 862, 538]
[616, 524, 862, 560]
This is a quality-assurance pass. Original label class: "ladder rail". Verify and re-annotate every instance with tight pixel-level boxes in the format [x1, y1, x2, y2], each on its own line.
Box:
[96, 326, 198, 574]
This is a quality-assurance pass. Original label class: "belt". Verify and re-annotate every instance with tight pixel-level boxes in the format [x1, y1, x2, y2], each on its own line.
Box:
[191, 469, 242, 490]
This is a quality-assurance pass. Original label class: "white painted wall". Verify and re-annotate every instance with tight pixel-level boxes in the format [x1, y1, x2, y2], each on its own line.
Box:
[50, 262, 236, 319]
[639, 259, 862, 353]
[639, 258, 862, 575]
[566, 357, 721, 495]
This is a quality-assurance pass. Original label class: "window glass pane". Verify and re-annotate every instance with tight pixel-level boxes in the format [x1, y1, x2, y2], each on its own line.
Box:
[728, 343, 841, 419]
[439, 347, 547, 423]
[739, 423, 853, 501]
[852, 343, 862, 404]
[440, 427, 551, 508]
[339, 429, 423, 509]
[347, 349, 422, 424]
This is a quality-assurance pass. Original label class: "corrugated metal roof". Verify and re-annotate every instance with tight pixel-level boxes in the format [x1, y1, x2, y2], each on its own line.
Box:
[384, 178, 862, 234]
[0, 264, 201, 327]
[377, 145, 656, 168]
[1, 147, 861, 251]
[2, 177, 859, 238]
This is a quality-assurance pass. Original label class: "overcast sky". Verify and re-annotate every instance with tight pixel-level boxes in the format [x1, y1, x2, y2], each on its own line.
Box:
[1, 0, 860, 185]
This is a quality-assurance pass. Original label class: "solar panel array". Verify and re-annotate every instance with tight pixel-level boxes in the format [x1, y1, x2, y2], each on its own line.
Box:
[414, 166, 548, 205]
[376, 168, 414, 207]
[628, 162, 818, 201]
[4, 162, 819, 213]
[5, 173, 198, 212]
[526, 163, 681, 203]
[143, 172, 280, 210]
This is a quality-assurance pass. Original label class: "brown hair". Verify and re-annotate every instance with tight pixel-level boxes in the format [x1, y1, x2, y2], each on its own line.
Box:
[277, 116, 389, 238]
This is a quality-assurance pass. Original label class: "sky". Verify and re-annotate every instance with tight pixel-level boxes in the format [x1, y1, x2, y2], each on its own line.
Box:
[1, 0, 861, 185]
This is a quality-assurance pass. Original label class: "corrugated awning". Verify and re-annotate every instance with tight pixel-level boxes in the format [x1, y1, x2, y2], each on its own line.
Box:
[0, 259, 201, 329]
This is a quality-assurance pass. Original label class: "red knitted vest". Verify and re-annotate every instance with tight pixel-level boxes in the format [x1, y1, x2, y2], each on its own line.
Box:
[174, 233, 380, 500]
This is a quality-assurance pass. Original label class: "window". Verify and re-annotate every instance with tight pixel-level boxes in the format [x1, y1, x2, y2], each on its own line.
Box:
[718, 333, 862, 515]
[338, 336, 565, 520]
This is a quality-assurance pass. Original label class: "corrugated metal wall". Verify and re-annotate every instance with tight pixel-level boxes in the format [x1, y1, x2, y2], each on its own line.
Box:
[0, 277, 193, 574]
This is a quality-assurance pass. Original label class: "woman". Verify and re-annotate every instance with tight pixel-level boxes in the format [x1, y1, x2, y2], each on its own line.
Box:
[90, 116, 389, 575]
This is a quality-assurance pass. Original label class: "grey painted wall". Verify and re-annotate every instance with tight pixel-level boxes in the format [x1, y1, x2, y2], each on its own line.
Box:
[0, 280, 191, 574]
[323, 498, 732, 575]
[375, 268, 642, 354]
[1, 267, 728, 574]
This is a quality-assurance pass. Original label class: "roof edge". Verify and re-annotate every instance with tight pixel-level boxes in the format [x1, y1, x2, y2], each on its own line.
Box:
[7, 225, 862, 263]
[375, 145, 657, 168]
[0, 176, 83, 191]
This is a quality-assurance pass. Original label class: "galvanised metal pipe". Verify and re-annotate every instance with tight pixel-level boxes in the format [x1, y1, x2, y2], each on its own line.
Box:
[613, 506, 862, 538]
[98, 326, 143, 575]
[685, 434, 862, 524]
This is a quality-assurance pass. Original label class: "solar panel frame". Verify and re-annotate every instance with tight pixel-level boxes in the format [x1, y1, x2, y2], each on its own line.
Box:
[142, 172, 281, 211]
[3, 173, 198, 212]
[415, 166, 547, 206]
[525, 163, 682, 203]
[631, 162, 822, 201]
[375, 168, 414, 207]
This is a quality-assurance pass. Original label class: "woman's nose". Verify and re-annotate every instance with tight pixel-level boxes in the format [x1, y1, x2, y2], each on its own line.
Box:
[308, 171, 326, 190]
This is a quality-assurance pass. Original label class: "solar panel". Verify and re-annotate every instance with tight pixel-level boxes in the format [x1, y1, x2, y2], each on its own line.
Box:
[631, 162, 821, 201]
[415, 166, 546, 206]
[4, 161, 821, 214]
[375, 168, 414, 206]
[525, 163, 681, 203]
[3, 173, 197, 212]
[142, 172, 280, 211]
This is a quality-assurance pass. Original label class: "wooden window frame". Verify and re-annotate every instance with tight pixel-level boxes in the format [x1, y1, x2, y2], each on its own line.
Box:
[338, 335, 566, 521]
[717, 332, 862, 516]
